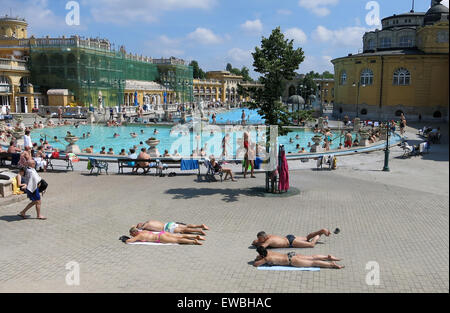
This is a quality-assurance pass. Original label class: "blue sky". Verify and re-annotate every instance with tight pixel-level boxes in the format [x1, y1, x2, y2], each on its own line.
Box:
[2, 0, 448, 79]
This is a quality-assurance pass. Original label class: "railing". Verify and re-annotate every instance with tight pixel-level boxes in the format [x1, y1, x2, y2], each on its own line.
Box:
[0, 58, 27, 71]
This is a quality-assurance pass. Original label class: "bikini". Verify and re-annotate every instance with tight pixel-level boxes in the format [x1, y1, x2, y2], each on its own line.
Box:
[156, 231, 165, 243]
[287, 252, 296, 266]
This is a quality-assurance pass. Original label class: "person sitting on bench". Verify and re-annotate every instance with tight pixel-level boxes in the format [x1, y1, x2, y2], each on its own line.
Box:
[252, 229, 331, 249]
[253, 246, 344, 269]
[122, 227, 204, 245]
[135, 220, 209, 235]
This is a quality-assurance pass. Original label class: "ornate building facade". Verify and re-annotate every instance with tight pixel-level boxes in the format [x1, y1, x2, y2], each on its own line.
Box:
[332, 1, 449, 121]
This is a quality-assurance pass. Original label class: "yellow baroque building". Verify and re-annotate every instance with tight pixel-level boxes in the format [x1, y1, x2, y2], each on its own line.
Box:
[332, 1, 449, 121]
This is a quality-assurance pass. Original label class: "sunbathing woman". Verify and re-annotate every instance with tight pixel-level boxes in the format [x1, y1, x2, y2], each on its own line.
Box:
[252, 229, 332, 249]
[253, 246, 344, 269]
[123, 227, 204, 245]
[135, 220, 209, 235]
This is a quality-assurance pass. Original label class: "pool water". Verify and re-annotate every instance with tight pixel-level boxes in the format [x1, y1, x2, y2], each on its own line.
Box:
[212, 108, 265, 124]
[31, 123, 354, 157]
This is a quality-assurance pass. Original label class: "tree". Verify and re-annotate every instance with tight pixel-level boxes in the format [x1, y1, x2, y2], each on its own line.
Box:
[249, 27, 305, 137]
[189, 60, 206, 79]
[240, 66, 253, 82]
[226, 63, 233, 72]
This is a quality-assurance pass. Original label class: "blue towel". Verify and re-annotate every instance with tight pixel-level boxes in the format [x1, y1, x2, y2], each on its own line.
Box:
[258, 266, 320, 271]
[255, 157, 263, 170]
[180, 159, 199, 171]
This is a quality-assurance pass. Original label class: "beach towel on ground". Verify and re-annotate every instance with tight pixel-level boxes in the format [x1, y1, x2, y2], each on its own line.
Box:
[127, 242, 178, 246]
[258, 266, 320, 271]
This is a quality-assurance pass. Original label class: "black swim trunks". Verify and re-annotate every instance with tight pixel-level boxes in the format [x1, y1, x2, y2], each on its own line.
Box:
[287, 252, 296, 266]
[286, 235, 296, 248]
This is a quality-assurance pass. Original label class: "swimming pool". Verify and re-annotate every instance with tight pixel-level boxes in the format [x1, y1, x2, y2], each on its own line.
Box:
[30, 124, 356, 157]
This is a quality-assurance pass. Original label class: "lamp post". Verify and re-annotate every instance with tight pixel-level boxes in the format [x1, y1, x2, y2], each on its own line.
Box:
[352, 81, 366, 118]
[383, 121, 390, 172]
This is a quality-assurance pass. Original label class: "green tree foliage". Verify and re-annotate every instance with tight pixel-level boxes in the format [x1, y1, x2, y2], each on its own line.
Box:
[249, 27, 305, 136]
[225, 63, 253, 82]
[189, 60, 206, 79]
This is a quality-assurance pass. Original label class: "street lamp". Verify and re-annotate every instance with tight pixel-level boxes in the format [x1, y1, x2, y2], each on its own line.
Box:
[352, 82, 366, 118]
[383, 121, 391, 172]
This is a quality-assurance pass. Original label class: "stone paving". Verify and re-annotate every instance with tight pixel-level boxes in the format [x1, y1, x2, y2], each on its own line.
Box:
[0, 124, 448, 293]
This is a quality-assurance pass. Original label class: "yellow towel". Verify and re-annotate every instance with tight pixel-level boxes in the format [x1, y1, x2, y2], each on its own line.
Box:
[12, 176, 23, 195]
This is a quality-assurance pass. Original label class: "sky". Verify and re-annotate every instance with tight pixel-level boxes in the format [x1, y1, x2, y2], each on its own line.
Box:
[2, 0, 448, 79]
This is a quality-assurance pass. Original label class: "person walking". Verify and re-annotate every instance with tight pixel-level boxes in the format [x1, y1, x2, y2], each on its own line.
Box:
[18, 163, 46, 220]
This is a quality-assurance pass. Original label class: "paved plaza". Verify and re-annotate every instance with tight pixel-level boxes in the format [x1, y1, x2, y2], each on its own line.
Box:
[0, 125, 448, 293]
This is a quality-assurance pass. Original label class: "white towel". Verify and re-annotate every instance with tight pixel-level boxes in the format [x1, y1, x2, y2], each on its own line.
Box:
[127, 242, 178, 246]
[24, 168, 41, 193]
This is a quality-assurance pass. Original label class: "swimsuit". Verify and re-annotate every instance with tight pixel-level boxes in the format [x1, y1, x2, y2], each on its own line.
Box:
[164, 222, 179, 233]
[156, 231, 165, 243]
[287, 252, 296, 266]
[286, 235, 296, 248]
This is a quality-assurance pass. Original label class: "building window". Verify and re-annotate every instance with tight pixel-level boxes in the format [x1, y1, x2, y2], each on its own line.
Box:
[380, 37, 392, 49]
[340, 71, 347, 85]
[360, 109, 368, 115]
[0, 75, 11, 93]
[399, 36, 413, 47]
[360, 69, 374, 86]
[433, 111, 442, 118]
[393, 68, 411, 86]
[368, 39, 375, 50]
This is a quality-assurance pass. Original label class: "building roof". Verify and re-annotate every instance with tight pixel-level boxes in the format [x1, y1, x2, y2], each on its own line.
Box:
[332, 49, 426, 62]
[287, 95, 305, 105]
[125, 80, 168, 91]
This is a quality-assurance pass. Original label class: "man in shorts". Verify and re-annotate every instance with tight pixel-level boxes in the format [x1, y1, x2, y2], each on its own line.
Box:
[135, 220, 209, 235]
[251, 229, 332, 249]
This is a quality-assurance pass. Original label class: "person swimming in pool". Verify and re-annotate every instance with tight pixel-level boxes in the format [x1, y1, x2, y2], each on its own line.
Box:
[253, 246, 344, 269]
[135, 220, 209, 235]
[122, 227, 204, 245]
[251, 229, 332, 249]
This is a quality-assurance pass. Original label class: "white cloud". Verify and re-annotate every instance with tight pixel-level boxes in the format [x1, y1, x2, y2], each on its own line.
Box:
[313, 25, 368, 48]
[298, 55, 334, 74]
[298, 0, 339, 17]
[0, 0, 86, 36]
[187, 28, 221, 45]
[227, 48, 252, 65]
[90, 0, 216, 24]
[442, 0, 449, 8]
[241, 19, 263, 34]
[284, 28, 308, 45]
[277, 9, 292, 15]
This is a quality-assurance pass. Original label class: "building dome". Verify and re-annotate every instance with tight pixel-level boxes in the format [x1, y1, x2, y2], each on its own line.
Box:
[287, 95, 305, 105]
[424, 2, 449, 25]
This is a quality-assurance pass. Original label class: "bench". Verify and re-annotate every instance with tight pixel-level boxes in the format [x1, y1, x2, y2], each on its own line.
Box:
[45, 154, 74, 171]
[117, 158, 158, 175]
[0, 152, 20, 167]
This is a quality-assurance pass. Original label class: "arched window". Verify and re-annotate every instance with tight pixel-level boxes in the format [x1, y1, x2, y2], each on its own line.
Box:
[399, 36, 413, 48]
[288, 85, 296, 97]
[360, 108, 368, 115]
[360, 69, 374, 85]
[380, 37, 391, 49]
[393, 68, 411, 85]
[340, 71, 347, 85]
[433, 111, 442, 118]
[368, 39, 376, 50]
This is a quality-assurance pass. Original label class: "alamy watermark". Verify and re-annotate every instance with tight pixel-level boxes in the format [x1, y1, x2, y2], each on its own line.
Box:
[365, 261, 380, 286]
[65, 261, 80, 286]
[65, 1, 80, 26]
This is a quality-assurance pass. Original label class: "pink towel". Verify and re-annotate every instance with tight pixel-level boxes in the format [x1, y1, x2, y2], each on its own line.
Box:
[278, 150, 290, 191]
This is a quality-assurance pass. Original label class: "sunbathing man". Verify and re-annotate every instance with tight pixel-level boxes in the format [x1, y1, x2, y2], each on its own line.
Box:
[253, 246, 344, 269]
[122, 227, 204, 245]
[135, 220, 209, 235]
[252, 229, 332, 249]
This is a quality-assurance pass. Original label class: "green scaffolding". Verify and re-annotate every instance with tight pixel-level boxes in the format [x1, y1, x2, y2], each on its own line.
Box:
[29, 43, 193, 107]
